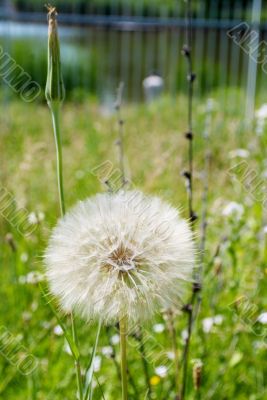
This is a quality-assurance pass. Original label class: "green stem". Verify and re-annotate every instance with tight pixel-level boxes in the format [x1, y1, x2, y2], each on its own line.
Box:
[49, 101, 83, 400]
[119, 316, 128, 400]
[50, 102, 65, 216]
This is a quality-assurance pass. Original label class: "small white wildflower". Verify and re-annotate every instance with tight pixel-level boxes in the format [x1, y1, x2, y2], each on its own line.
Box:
[93, 355, 102, 372]
[25, 271, 44, 284]
[202, 317, 214, 333]
[28, 212, 39, 225]
[54, 325, 64, 336]
[228, 149, 250, 159]
[264, 226, 267, 234]
[110, 334, 120, 345]
[181, 329, 188, 341]
[45, 191, 195, 324]
[257, 312, 267, 324]
[63, 341, 72, 356]
[101, 346, 113, 357]
[155, 365, 168, 378]
[222, 202, 244, 219]
[214, 315, 223, 325]
[166, 351, 175, 360]
[255, 103, 267, 119]
[153, 323, 165, 333]
[202, 315, 223, 333]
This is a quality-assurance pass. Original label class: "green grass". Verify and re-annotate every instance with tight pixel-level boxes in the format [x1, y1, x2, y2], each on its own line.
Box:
[0, 89, 266, 399]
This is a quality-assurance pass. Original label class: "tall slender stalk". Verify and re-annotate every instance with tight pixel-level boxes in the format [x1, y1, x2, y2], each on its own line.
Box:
[45, 6, 83, 399]
[119, 316, 128, 400]
[180, 1, 199, 399]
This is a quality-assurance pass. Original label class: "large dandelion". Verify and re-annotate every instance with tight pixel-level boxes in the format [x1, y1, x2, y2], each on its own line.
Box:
[45, 190, 195, 323]
[45, 190, 195, 399]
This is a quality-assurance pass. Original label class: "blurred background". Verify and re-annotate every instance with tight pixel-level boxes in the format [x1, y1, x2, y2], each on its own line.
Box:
[0, 0, 266, 109]
[1, 1, 267, 399]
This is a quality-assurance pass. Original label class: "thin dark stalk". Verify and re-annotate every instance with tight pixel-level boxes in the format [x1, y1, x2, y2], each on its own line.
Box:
[115, 82, 127, 187]
[180, 1, 198, 399]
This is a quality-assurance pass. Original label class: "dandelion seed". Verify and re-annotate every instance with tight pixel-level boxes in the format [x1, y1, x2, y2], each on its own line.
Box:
[45, 190, 195, 324]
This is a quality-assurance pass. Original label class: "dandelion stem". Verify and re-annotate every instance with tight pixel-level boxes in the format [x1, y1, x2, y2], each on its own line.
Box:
[119, 315, 128, 400]
[46, 7, 83, 399]
[49, 101, 83, 400]
[50, 102, 65, 216]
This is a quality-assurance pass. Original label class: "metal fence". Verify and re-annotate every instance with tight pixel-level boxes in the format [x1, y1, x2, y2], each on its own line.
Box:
[0, 0, 266, 112]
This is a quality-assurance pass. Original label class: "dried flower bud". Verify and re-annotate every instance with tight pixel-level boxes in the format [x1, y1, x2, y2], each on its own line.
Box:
[192, 359, 203, 390]
[45, 5, 65, 106]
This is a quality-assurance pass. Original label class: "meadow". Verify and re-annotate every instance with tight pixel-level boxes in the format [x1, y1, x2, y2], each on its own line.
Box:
[0, 88, 266, 399]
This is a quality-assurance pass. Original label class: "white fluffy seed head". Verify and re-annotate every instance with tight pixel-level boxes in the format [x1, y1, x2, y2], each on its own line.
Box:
[45, 190, 195, 324]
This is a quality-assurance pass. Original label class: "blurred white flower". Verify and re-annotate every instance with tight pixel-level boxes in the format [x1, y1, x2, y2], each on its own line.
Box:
[19, 271, 44, 285]
[153, 323, 165, 333]
[214, 315, 223, 325]
[63, 341, 72, 356]
[28, 211, 44, 225]
[101, 346, 113, 357]
[166, 351, 175, 360]
[228, 149, 250, 159]
[202, 317, 214, 333]
[222, 202, 244, 219]
[181, 329, 189, 341]
[263, 226, 267, 234]
[255, 104, 267, 119]
[20, 252, 28, 263]
[202, 315, 224, 333]
[155, 365, 168, 378]
[54, 325, 64, 336]
[257, 312, 267, 324]
[110, 334, 120, 345]
[28, 212, 39, 225]
[93, 355, 102, 372]
[45, 191, 195, 324]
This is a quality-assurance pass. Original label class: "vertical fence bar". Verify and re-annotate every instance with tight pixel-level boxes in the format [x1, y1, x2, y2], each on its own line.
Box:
[245, 0, 262, 126]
